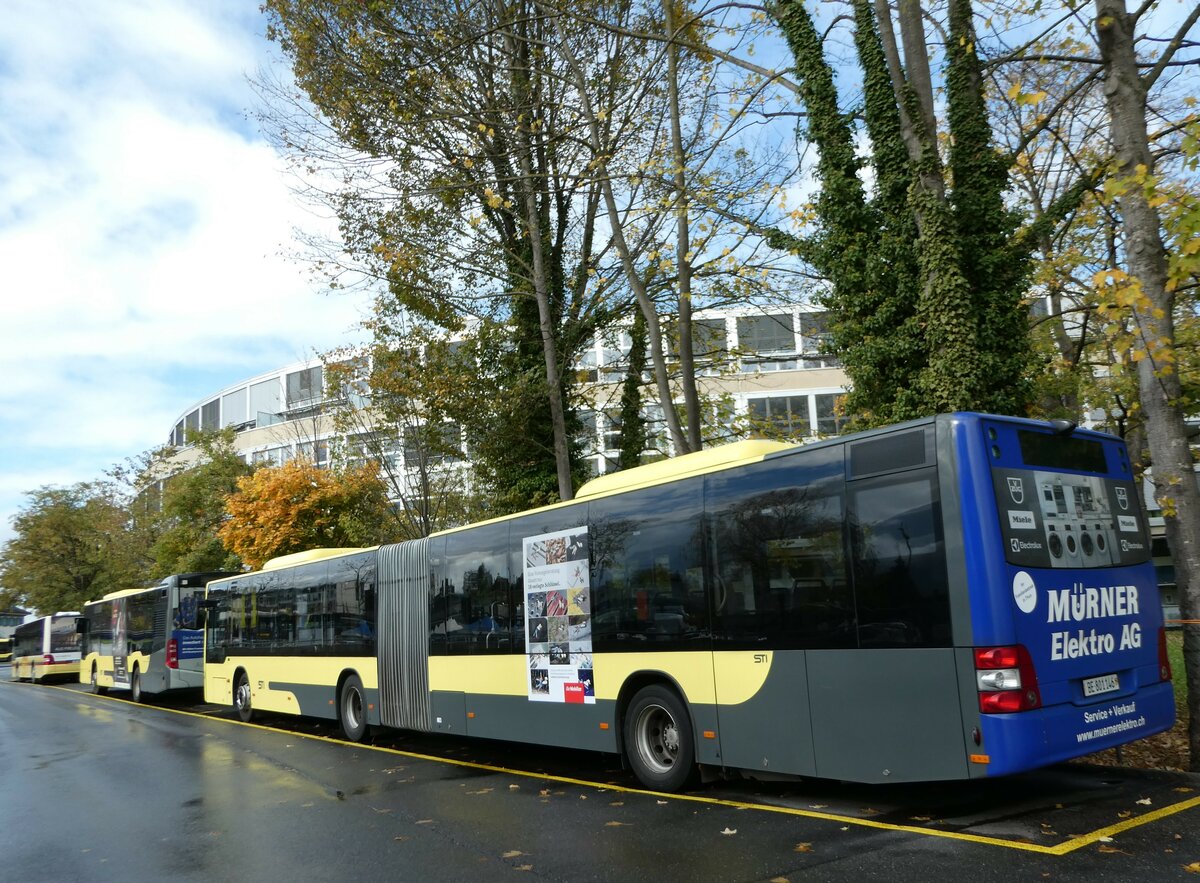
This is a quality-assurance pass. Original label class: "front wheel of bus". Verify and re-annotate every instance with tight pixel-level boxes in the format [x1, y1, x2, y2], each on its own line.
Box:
[89, 668, 107, 696]
[339, 674, 367, 742]
[130, 670, 144, 703]
[623, 684, 697, 793]
[234, 672, 253, 723]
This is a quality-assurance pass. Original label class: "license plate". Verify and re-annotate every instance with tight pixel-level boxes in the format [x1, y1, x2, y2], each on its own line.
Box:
[1083, 673, 1120, 697]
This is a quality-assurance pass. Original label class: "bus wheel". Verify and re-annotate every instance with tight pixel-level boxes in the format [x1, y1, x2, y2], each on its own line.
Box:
[623, 684, 698, 793]
[234, 672, 253, 723]
[339, 674, 368, 742]
[89, 668, 107, 696]
[130, 670, 144, 703]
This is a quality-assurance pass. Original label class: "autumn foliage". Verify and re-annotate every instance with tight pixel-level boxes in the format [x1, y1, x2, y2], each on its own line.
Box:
[218, 461, 394, 570]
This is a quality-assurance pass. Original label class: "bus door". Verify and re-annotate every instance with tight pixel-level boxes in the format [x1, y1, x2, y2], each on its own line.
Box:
[171, 584, 207, 674]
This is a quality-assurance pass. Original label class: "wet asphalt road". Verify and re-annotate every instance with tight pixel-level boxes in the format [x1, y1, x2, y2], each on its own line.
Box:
[3, 675, 1200, 882]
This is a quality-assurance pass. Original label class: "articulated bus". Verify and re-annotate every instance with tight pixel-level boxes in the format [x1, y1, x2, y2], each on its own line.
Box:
[10, 613, 83, 683]
[203, 413, 1175, 791]
[80, 572, 238, 702]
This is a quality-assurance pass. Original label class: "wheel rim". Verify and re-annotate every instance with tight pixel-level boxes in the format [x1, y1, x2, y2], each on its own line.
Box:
[236, 680, 250, 713]
[632, 703, 680, 775]
[345, 688, 363, 731]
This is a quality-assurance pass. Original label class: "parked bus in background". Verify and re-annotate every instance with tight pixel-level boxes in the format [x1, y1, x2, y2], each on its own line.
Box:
[81, 572, 237, 702]
[10, 613, 83, 683]
[203, 413, 1175, 791]
[0, 636, 11, 664]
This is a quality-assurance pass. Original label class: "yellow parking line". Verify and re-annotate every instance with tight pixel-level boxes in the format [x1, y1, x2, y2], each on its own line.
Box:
[37, 682, 1200, 854]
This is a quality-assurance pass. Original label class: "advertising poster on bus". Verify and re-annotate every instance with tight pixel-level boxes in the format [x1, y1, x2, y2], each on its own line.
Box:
[523, 527, 594, 704]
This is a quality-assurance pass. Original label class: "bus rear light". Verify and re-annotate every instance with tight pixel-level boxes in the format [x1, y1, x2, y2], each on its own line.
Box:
[975, 645, 1041, 713]
[1159, 627, 1172, 682]
[42, 654, 54, 666]
[166, 639, 178, 669]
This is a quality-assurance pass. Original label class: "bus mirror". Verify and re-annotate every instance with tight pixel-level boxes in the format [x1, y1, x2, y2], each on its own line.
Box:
[76, 618, 88, 634]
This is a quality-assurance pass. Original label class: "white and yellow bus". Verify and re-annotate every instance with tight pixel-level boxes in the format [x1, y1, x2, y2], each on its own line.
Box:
[203, 415, 1175, 791]
[10, 613, 83, 682]
[81, 572, 237, 701]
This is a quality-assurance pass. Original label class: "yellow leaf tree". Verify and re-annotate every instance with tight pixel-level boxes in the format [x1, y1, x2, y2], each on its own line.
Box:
[218, 461, 394, 570]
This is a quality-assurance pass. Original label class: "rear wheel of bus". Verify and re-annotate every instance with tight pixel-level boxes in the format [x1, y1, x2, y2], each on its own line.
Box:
[130, 669, 144, 703]
[234, 671, 253, 723]
[623, 683, 697, 792]
[339, 674, 367, 742]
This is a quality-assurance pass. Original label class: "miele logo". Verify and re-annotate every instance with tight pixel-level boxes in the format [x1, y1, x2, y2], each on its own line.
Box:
[1008, 510, 1037, 530]
[1007, 477, 1025, 504]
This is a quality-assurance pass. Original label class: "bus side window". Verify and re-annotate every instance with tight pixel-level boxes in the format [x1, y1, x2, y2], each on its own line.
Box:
[847, 467, 950, 647]
[588, 478, 705, 649]
[707, 445, 853, 650]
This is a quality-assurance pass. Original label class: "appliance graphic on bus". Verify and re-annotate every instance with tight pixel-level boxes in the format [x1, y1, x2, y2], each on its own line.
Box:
[993, 468, 1146, 570]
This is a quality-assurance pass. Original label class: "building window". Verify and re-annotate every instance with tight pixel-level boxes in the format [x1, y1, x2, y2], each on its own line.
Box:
[748, 395, 811, 436]
[815, 393, 848, 436]
[286, 367, 323, 409]
[201, 399, 220, 432]
[222, 387, 248, 428]
[737, 313, 796, 356]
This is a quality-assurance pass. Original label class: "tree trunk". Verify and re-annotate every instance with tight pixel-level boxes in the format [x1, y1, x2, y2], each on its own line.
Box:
[505, 4, 575, 501]
[665, 0, 703, 452]
[1095, 0, 1200, 769]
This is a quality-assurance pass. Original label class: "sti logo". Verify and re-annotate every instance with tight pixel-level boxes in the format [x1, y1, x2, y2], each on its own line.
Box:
[1007, 477, 1025, 504]
[1116, 487, 1129, 510]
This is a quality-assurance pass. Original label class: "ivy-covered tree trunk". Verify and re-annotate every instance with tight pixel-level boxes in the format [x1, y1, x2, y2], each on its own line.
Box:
[1095, 0, 1200, 770]
[618, 309, 650, 470]
[771, 0, 1034, 425]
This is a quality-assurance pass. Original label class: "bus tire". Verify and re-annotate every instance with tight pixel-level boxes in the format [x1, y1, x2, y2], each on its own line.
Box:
[339, 674, 368, 742]
[89, 667, 107, 696]
[623, 683, 698, 793]
[130, 669, 144, 703]
[234, 671, 253, 723]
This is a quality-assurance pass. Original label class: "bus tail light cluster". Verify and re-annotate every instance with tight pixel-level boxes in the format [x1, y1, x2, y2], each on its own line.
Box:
[1158, 627, 1172, 682]
[166, 638, 178, 669]
[41, 654, 55, 666]
[975, 645, 1041, 713]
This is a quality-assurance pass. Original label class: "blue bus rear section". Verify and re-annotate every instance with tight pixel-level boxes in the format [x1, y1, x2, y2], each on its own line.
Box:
[951, 414, 1175, 776]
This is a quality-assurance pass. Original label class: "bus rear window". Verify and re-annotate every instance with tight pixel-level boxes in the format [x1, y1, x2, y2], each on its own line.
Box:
[1017, 430, 1107, 473]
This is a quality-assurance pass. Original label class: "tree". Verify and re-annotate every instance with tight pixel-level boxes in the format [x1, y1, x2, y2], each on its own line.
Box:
[148, 429, 254, 576]
[218, 460, 395, 570]
[770, 0, 1035, 425]
[1092, 0, 1200, 768]
[0, 483, 145, 612]
[261, 0, 632, 505]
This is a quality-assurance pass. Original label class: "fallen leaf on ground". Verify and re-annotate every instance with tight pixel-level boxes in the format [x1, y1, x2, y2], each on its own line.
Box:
[793, 842, 812, 853]
[502, 850, 525, 859]
[720, 827, 737, 835]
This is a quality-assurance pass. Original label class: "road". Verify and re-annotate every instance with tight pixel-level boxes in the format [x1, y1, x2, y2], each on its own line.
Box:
[2, 675, 1200, 882]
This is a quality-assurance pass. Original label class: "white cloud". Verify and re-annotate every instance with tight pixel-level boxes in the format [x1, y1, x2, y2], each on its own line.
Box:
[0, 2, 367, 547]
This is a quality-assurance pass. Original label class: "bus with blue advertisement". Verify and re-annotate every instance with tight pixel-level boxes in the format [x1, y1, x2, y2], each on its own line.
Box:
[82, 572, 236, 702]
[203, 413, 1174, 791]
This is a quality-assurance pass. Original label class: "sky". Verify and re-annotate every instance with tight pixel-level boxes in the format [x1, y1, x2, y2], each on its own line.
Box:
[0, 2, 370, 548]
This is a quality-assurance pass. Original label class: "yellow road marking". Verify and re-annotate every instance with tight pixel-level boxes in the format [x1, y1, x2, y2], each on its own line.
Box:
[30, 681, 1200, 855]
